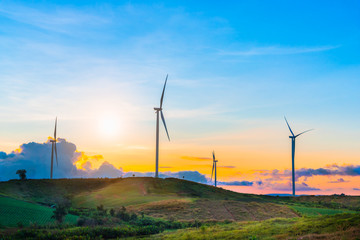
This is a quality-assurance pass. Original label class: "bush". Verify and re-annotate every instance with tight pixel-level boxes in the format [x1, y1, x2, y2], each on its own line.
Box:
[109, 208, 115, 217]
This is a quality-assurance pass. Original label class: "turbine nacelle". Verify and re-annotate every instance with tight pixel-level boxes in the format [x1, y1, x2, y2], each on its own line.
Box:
[154, 107, 162, 111]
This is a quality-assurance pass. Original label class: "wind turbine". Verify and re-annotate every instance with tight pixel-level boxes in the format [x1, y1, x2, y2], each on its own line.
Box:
[211, 151, 218, 187]
[50, 117, 58, 179]
[284, 117, 313, 196]
[154, 75, 170, 178]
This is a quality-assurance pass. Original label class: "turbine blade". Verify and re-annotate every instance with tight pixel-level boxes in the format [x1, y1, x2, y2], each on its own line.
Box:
[284, 116, 295, 136]
[211, 162, 214, 181]
[160, 74, 168, 108]
[55, 143, 58, 166]
[295, 129, 314, 138]
[54, 117, 57, 140]
[160, 111, 170, 141]
[212, 151, 215, 161]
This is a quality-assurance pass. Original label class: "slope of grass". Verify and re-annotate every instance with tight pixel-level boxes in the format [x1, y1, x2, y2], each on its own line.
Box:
[291, 205, 357, 217]
[72, 178, 191, 208]
[71, 177, 266, 209]
[276, 195, 360, 211]
[0, 178, 118, 205]
[0, 196, 78, 228]
[128, 199, 299, 221]
[151, 213, 360, 239]
[1, 177, 359, 224]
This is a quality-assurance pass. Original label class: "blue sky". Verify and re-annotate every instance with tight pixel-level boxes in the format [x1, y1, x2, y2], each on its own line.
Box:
[0, 0, 360, 193]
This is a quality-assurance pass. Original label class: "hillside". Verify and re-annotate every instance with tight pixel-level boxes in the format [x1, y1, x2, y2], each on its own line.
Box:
[1, 177, 360, 239]
[151, 213, 360, 240]
[0, 196, 78, 227]
[0, 177, 359, 224]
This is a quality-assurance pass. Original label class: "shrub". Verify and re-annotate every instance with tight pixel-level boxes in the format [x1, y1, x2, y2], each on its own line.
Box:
[109, 208, 115, 217]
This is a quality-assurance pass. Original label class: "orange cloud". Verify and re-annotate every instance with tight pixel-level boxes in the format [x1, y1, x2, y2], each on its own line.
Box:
[74, 151, 104, 170]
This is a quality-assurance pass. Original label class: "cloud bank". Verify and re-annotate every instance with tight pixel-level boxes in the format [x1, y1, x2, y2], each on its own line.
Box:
[0, 140, 214, 185]
[0, 139, 357, 195]
[0, 139, 123, 180]
[259, 165, 360, 181]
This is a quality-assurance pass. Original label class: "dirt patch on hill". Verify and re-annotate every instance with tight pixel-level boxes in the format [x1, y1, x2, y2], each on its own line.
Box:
[128, 199, 298, 221]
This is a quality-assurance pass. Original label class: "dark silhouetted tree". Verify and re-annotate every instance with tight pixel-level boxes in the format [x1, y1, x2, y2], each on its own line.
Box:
[16, 169, 27, 180]
[51, 204, 67, 223]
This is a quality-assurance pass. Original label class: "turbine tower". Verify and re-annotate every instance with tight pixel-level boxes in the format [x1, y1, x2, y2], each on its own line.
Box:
[211, 151, 218, 187]
[154, 75, 170, 178]
[50, 117, 58, 179]
[284, 117, 313, 196]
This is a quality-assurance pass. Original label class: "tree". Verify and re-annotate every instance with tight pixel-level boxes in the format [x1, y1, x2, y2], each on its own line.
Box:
[51, 204, 67, 223]
[16, 169, 26, 180]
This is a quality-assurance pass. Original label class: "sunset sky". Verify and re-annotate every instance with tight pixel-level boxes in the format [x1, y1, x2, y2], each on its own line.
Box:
[0, 0, 359, 195]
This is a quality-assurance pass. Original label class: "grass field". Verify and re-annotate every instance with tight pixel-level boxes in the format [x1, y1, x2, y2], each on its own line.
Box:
[72, 179, 190, 208]
[0, 178, 360, 239]
[291, 205, 357, 217]
[0, 196, 78, 227]
[150, 213, 360, 239]
[0, 178, 359, 226]
[128, 199, 299, 221]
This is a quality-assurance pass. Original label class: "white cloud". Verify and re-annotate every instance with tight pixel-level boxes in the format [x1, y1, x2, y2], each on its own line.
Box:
[219, 45, 339, 56]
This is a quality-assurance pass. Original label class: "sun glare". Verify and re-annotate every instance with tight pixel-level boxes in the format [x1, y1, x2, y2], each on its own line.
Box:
[98, 117, 120, 137]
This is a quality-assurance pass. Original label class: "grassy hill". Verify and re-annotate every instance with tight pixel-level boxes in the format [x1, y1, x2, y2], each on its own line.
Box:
[0, 177, 359, 225]
[0, 177, 359, 239]
[0, 196, 78, 227]
[150, 213, 360, 240]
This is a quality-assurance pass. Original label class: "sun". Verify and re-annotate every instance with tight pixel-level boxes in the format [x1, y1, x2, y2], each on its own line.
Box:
[98, 117, 119, 137]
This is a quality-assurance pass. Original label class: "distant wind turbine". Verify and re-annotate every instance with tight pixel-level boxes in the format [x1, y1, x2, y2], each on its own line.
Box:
[284, 117, 313, 196]
[50, 117, 58, 179]
[154, 75, 170, 178]
[211, 151, 218, 187]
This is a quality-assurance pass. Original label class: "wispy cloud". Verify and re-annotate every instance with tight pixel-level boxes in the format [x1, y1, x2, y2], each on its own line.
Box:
[219, 45, 339, 56]
[218, 180, 253, 186]
[181, 156, 212, 161]
[0, 3, 108, 33]
[328, 178, 349, 183]
[259, 164, 360, 180]
[218, 165, 236, 169]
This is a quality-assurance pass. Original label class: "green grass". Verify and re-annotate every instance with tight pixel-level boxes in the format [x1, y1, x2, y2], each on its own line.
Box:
[291, 205, 357, 217]
[72, 179, 190, 208]
[0, 178, 118, 205]
[1, 178, 359, 225]
[71, 177, 258, 208]
[151, 213, 360, 239]
[0, 196, 78, 228]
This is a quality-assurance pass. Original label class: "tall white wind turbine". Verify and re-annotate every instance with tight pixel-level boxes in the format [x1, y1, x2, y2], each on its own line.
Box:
[50, 117, 58, 179]
[211, 151, 218, 187]
[284, 117, 313, 196]
[154, 75, 170, 178]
